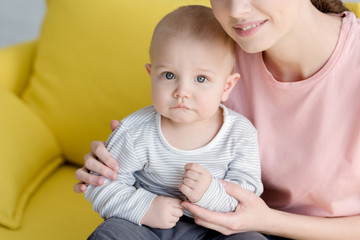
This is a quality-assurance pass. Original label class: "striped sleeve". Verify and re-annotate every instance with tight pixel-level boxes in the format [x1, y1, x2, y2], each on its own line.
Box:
[194, 177, 238, 212]
[84, 123, 157, 225]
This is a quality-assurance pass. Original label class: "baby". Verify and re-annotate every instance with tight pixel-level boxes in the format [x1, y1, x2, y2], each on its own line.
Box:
[85, 5, 264, 240]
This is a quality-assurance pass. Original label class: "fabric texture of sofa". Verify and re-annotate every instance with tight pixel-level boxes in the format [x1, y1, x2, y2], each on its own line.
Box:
[0, 1, 358, 239]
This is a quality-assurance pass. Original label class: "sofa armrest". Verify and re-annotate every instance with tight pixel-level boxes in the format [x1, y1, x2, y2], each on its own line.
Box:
[0, 41, 37, 96]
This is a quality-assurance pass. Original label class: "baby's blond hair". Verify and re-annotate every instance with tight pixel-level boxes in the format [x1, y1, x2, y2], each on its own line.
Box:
[149, 5, 234, 60]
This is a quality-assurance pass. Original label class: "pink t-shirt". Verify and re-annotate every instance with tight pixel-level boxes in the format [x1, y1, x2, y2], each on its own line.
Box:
[225, 12, 360, 217]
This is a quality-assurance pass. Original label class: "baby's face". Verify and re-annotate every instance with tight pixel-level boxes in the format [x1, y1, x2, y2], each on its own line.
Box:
[146, 35, 236, 125]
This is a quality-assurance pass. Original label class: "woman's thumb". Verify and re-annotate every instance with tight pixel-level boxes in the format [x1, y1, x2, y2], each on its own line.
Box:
[110, 120, 120, 131]
[220, 180, 254, 202]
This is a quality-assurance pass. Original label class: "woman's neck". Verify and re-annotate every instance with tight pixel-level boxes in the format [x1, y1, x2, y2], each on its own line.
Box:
[263, 5, 342, 83]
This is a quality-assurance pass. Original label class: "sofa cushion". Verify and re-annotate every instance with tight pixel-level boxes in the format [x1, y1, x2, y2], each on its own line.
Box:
[0, 87, 63, 229]
[0, 165, 102, 239]
[22, 0, 209, 166]
[0, 41, 37, 95]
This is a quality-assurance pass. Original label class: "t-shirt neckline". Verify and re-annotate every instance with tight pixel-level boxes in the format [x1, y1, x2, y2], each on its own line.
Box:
[259, 11, 352, 89]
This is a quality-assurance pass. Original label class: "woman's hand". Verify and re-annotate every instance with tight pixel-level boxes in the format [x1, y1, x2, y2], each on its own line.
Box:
[182, 180, 271, 235]
[73, 120, 120, 193]
[184, 180, 360, 239]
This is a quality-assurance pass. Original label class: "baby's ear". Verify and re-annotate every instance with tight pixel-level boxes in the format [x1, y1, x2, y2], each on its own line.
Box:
[145, 63, 151, 75]
[221, 73, 240, 102]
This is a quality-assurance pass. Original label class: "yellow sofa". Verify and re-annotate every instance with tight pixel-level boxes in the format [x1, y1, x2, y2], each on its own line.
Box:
[0, 1, 358, 239]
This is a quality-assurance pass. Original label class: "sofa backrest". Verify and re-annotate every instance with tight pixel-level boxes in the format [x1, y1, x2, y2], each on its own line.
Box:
[20, 0, 359, 166]
[22, 0, 209, 166]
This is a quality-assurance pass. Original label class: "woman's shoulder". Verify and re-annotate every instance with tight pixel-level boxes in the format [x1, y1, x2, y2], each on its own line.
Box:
[341, 11, 360, 39]
[343, 11, 360, 30]
[336, 12, 360, 61]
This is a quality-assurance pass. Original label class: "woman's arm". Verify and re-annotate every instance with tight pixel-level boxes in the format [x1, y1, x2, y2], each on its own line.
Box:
[182, 180, 360, 240]
[266, 208, 360, 240]
[73, 120, 120, 193]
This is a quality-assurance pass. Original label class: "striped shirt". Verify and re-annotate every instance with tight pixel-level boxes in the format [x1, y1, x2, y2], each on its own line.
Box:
[85, 105, 263, 225]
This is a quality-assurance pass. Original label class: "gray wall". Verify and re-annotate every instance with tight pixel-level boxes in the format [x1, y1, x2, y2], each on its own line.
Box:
[0, 0, 45, 48]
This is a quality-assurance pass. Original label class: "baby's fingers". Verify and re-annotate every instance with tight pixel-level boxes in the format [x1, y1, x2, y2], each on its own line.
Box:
[172, 206, 184, 218]
[183, 168, 201, 181]
[179, 182, 193, 197]
[182, 176, 197, 189]
[184, 163, 205, 173]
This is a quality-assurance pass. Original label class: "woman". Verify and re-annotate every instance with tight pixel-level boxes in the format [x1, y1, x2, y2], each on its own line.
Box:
[74, 0, 360, 239]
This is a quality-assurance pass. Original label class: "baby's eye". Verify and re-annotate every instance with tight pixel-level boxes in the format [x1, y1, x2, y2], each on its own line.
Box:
[196, 76, 207, 83]
[163, 72, 175, 80]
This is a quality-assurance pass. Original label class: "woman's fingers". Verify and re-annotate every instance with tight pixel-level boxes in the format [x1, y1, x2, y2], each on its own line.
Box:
[73, 152, 118, 193]
[182, 201, 223, 222]
[74, 120, 120, 194]
[194, 215, 234, 235]
[182, 201, 235, 234]
[89, 141, 118, 171]
[73, 181, 87, 194]
[73, 144, 118, 191]
[84, 152, 116, 179]
[110, 120, 120, 131]
[75, 166, 104, 185]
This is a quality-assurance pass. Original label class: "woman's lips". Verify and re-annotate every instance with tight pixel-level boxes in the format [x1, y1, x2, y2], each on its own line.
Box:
[233, 20, 267, 37]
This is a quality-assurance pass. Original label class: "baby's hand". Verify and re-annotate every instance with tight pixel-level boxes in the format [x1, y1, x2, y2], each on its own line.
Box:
[140, 196, 184, 229]
[180, 163, 212, 203]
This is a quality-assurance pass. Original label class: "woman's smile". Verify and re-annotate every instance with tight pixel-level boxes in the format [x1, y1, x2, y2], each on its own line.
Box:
[233, 20, 267, 37]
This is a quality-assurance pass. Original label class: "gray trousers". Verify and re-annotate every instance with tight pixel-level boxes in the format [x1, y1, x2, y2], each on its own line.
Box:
[88, 216, 267, 240]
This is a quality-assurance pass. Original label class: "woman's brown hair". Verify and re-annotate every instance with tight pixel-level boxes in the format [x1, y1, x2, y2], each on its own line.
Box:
[311, 0, 349, 14]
